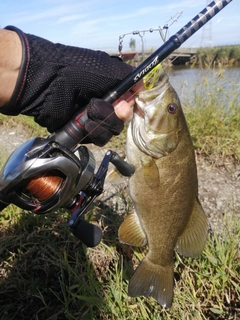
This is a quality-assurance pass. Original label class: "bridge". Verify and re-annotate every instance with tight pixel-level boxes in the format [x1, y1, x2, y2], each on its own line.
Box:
[168, 48, 197, 65]
[118, 48, 197, 66]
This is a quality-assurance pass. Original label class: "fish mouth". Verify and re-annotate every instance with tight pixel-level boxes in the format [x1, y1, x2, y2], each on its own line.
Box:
[131, 73, 179, 158]
[131, 111, 169, 158]
[134, 76, 169, 119]
[132, 102, 178, 158]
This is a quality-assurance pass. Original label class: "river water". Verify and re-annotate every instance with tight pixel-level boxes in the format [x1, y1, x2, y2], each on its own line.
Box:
[166, 65, 240, 107]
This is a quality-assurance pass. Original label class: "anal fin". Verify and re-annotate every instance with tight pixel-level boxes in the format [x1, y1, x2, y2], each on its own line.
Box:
[118, 211, 147, 247]
[176, 198, 208, 258]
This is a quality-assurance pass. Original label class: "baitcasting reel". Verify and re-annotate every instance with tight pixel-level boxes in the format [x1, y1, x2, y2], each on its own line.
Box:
[0, 135, 135, 247]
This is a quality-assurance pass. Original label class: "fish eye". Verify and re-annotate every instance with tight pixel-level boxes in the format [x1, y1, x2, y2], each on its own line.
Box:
[167, 103, 178, 114]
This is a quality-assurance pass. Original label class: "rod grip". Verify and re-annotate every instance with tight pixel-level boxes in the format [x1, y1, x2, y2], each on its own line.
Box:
[48, 110, 88, 150]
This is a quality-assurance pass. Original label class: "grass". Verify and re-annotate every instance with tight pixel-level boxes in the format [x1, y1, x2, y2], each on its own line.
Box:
[0, 113, 48, 138]
[0, 204, 239, 319]
[0, 113, 48, 167]
[182, 68, 240, 161]
[196, 45, 240, 68]
[0, 68, 240, 319]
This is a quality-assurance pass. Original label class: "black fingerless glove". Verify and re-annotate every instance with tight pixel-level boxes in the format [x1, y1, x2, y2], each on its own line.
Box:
[1, 26, 132, 143]
[83, 98, 124, 146]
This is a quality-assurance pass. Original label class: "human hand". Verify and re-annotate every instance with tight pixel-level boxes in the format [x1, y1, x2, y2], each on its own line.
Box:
[113, 81, 143, 123]
[82, 81, 142, 146]
[1, 26, 141, 139]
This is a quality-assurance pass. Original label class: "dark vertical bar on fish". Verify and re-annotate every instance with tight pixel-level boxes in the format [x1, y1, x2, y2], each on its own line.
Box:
[103, 0, 232, 104]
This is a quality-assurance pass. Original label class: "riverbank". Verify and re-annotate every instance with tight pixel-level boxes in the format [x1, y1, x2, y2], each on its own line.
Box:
[120, 45, 240, 67]
[195, 45, 240, 68]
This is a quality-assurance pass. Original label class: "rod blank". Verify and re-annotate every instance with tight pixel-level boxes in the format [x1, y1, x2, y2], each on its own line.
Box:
[103, 0, 232, 104]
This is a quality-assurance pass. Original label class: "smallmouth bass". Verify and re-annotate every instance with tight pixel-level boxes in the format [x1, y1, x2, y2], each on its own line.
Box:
[118, 73, 208, 308]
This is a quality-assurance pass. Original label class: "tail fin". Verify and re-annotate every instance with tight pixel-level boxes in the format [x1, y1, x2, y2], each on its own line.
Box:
[128, 258, 174, 308]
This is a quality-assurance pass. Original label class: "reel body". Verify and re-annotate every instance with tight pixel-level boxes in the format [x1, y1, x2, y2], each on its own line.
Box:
[0, 137, 134, 247]
[0, 137, 95, 213]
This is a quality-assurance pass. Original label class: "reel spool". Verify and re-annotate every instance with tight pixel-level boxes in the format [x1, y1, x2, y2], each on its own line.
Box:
[25, 173, 63, 202]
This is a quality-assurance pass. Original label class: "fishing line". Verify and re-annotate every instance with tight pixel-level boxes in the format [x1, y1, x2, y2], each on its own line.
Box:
[61, 0, 234, 147]
[112, 0, 237, 110]
[77, 2, 204, 143]
[9, 0, 234, 212]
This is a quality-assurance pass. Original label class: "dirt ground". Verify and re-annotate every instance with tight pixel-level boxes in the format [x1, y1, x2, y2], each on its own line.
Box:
[1, 126, 240, 236]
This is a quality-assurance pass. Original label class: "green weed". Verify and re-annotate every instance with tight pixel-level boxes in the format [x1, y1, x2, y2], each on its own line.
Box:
[0, 113, 49, 138]
[0, 203, 239, 319]
[184, 68, 240, 160]
[196, 45, 240, 67]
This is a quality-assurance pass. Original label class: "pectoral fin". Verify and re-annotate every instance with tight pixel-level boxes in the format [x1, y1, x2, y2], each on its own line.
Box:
[176, 198, 208, 258]
[107, 168, 125, 184]
[118, 211, 147, 247]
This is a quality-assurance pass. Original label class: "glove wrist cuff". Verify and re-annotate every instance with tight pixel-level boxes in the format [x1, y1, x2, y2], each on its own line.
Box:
[1, 26, 30, 115]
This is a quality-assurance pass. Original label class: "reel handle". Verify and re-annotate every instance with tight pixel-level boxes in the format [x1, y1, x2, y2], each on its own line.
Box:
[109, 151, 135, 177]
[70, 219, 102, 247]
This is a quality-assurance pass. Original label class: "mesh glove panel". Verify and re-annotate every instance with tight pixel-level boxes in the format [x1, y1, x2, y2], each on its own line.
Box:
[2, 26, 132, 134]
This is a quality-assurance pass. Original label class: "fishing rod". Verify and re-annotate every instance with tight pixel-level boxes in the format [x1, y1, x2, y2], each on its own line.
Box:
[0, 0, 232, 247]
[49, 0, 233, 149]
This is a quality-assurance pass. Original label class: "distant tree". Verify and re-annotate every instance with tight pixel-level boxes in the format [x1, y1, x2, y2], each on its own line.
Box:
[129, 38, 136, 51]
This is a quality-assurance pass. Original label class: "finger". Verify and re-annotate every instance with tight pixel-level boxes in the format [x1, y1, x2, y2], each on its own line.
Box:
[114, 101, 134, 123]
[113, 91, 134, 123]
[131, 79, 144, 93]
[113, 79, 144, 123]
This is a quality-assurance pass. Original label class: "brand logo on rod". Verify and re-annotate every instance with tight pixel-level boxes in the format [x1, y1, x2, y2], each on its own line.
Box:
[134, 56, 159, 82]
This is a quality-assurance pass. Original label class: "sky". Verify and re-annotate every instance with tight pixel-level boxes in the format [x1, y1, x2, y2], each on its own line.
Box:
[0, 0, 239, 53]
